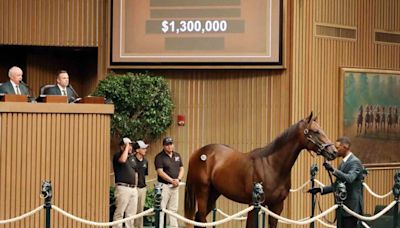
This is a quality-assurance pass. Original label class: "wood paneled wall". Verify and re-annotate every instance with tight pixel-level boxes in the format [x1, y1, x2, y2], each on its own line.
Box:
[26, 50, 98, 98]
[0, 103, 113, 228]
[137, 71, 290, 227]
[1, 0, 400, 227]
[0, 0, 100, 47]
[288, 0, 400, 226]
[139, 0, 400, 227]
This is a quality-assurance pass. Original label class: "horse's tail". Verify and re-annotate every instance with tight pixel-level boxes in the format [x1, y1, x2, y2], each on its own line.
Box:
[184, 173, 196, 222]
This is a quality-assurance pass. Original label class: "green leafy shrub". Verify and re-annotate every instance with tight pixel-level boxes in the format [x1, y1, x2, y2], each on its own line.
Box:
[93, 72, 173, 141]
[144, 188, 155, 225]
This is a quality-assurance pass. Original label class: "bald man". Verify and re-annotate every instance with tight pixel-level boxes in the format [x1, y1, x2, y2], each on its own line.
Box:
[0, 66, 30, 95]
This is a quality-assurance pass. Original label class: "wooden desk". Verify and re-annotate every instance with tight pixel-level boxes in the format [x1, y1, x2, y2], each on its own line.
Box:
[0, 103, 114, 227]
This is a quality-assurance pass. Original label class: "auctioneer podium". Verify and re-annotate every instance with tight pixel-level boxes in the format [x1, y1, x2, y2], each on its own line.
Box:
[0, 100, 113, 228]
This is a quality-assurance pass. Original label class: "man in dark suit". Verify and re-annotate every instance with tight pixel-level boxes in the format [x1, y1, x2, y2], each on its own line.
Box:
[0, 66, 30, 95]
[309, 136, 364, 227]
[43, 70, 79, 103]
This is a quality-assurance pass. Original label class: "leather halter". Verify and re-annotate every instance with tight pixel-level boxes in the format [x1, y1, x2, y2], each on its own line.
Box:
[303, 128, 333, 155]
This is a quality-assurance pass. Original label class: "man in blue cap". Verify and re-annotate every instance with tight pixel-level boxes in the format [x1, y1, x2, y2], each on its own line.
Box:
[154, 137, 184, 228]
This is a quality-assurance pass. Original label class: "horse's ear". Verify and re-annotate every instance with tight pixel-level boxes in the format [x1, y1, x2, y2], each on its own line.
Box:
[306, 112, 313, 123]
[313, 112, 319, 122]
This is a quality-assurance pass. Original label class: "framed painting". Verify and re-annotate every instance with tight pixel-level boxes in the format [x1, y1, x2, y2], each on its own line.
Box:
[339, 68, 400, 167]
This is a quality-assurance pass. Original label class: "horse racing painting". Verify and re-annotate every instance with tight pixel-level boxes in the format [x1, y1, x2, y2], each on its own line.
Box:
[340, 68, 400, 166]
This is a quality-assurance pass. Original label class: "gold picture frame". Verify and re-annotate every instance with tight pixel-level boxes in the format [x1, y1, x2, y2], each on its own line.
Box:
[339, 68, 400, 168]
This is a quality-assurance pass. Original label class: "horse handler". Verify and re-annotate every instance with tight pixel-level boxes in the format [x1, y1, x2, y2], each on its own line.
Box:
[155, 137, 184, 228]
[308, 136, 364, 227]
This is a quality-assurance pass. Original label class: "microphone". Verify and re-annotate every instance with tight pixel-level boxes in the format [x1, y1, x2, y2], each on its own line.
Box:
[67, 84, 79, 98]
[67, 84, 80, 103]
[19, 80, 35, 102]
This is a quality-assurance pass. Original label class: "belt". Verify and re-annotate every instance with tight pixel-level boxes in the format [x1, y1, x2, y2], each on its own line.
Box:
[116, 182, 136, 188]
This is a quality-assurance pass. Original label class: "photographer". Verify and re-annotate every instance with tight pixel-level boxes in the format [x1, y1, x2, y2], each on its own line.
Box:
[308, 136, 364, 227]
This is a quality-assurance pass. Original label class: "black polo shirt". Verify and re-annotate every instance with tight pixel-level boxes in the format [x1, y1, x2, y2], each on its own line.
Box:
[134, 156, 148, 188]
[154, 150, 183, 184]
[113, 152, 137, 185]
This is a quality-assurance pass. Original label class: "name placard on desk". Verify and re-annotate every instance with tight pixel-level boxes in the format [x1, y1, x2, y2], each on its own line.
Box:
[76, 96, 105, 104]
[0, 94, 28, 102]
[36, 95, 68, 103]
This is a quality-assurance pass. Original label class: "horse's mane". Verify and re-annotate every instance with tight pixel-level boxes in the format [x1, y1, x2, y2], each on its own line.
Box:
[249, 120, 304, 158]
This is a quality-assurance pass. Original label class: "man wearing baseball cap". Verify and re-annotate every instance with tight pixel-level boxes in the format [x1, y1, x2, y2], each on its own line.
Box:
[112, 137, 138, 228]
[133, 140, 149, 228]
[154, 137, 184, 228]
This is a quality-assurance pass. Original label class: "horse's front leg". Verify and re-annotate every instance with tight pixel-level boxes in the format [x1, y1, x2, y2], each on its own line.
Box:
[268, 203, 284, 228]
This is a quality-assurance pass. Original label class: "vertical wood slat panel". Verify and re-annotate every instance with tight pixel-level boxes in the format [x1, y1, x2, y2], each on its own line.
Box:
[0, 107, 111, 228]
[290, 0, 400, 226]
[0, 0, 99, 47]
[140, 71, 290, 228]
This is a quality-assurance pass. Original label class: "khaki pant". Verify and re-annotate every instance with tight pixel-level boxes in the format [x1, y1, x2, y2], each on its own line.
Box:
[113, 185, 138, 228]
[134, 187, 147, 228]
[159, 184, 179, 228]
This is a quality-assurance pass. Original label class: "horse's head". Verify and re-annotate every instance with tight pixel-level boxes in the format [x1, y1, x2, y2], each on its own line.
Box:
[302, 112, 337, 161]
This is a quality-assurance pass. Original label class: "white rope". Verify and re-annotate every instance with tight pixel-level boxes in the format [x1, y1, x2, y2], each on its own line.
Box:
[361, 221, 371, 228]
[314, 179, 326, 187]
[363, 182, 393, 198]
[342, 201, 397, 221]
[216, 208, 248, 221]
[260, 204, 338, 225]
[275, 213, 336, 227]
[278, 215, 310, 224]
[52, 205, 153, 226]
[290, 180, 311, 192]
[0, 205, 44, 224]
[162, 206, 254, 227]
[316, 218, 336, 228]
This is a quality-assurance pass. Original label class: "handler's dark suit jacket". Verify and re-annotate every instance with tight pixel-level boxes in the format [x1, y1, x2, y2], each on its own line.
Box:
[43, 85, 77, 103]
[0, 81, 29, 95]
[322, 153, 364, 217]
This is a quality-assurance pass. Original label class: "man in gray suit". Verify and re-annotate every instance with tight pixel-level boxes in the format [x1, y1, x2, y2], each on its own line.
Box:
[0, 66, 30, 95]
[309, 136, 364, 227]
[43, 70, 79, 103]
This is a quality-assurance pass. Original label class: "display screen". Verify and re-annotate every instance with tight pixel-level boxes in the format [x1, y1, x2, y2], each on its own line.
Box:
[111, 0, 282, 66]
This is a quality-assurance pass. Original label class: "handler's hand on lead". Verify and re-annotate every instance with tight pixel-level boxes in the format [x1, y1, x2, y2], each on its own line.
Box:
[323, 162, 334, 172]
[307, 187, 322, 194]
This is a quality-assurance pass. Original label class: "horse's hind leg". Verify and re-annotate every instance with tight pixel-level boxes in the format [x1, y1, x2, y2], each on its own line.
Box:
[194, 186, 220, 228]
[206, 186, 221, 214]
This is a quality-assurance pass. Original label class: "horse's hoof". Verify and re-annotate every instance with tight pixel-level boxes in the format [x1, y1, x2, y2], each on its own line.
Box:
[200, 154, 207, 161]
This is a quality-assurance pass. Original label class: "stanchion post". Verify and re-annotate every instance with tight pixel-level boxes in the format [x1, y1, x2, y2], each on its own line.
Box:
[154, 183, 163, 228]
[392, 170, 400, 228]
[335, 181, 347, 228]
[252, 183, 264, 228]
[261, 211, 266, 228]
[310, 164, 318, 228]
[41, 181, 52, 228]
[212, 208, 217, 228]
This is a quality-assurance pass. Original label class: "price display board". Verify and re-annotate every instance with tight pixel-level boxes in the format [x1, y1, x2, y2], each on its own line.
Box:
[111, 0, 283, 66]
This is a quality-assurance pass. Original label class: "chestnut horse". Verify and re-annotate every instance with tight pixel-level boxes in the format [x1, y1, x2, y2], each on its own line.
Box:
[184, 113, 337, 228]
